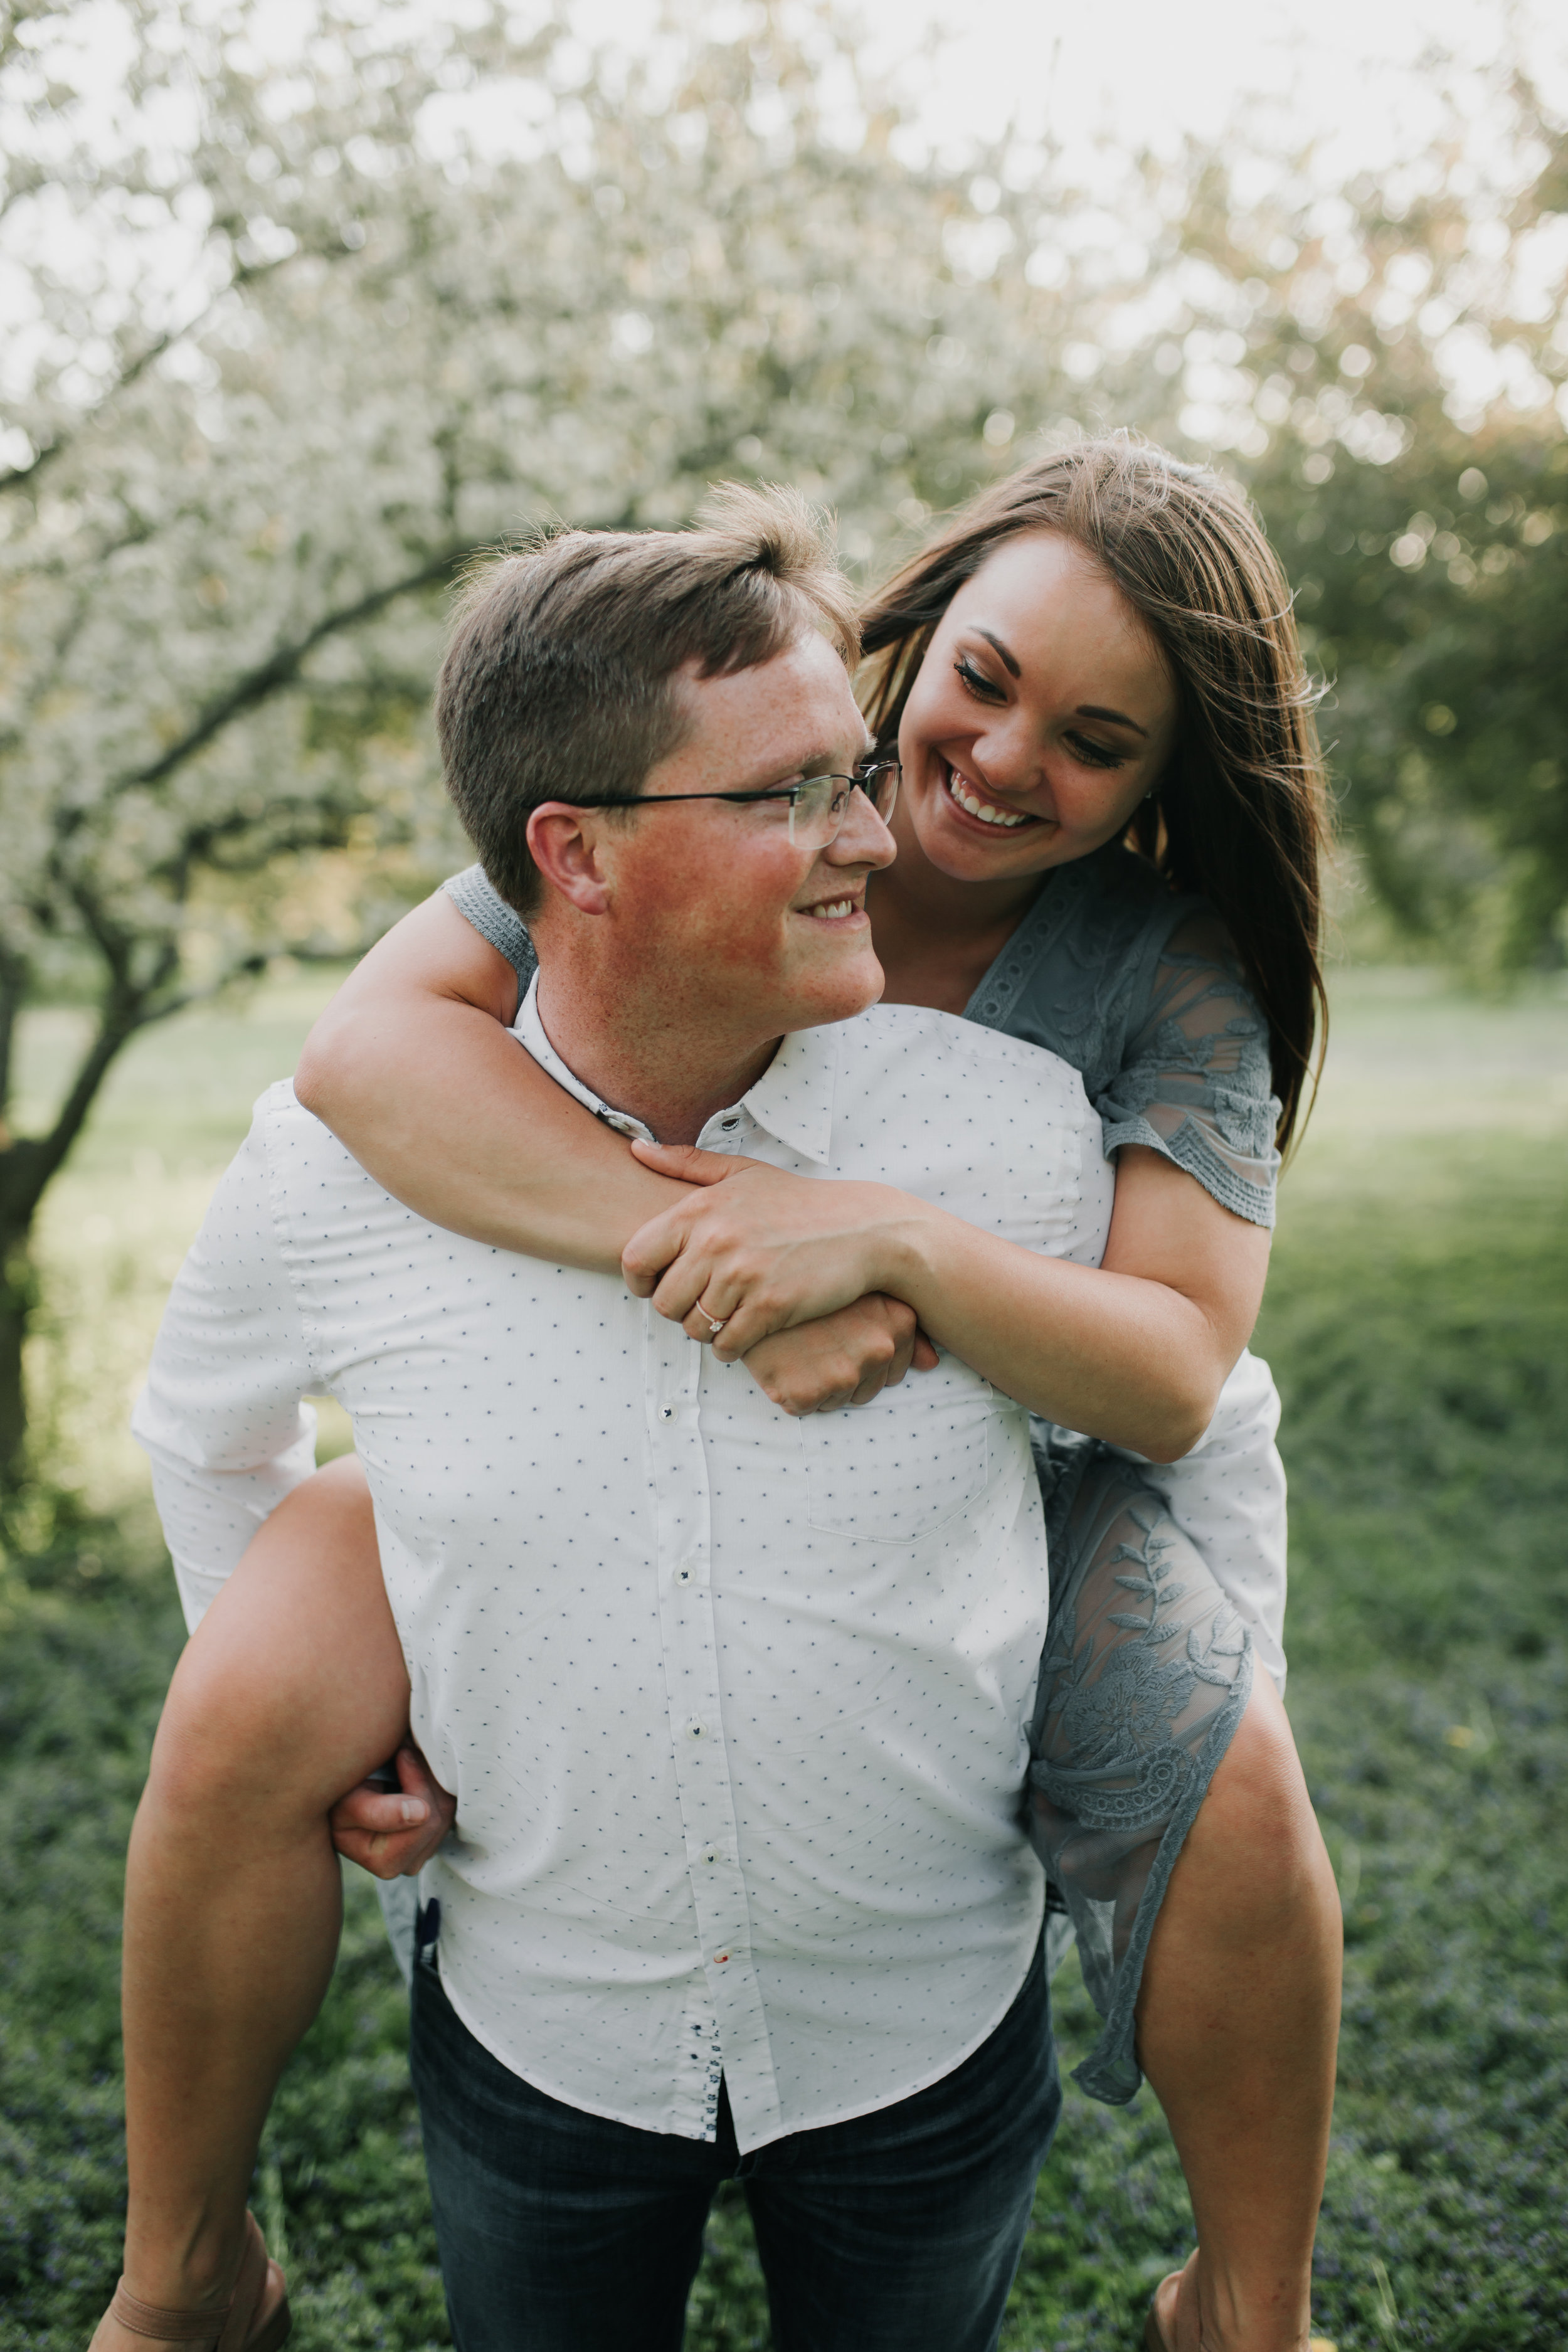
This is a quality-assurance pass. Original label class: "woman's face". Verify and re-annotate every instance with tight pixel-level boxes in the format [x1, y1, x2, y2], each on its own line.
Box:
[895, 529, 1179, 885]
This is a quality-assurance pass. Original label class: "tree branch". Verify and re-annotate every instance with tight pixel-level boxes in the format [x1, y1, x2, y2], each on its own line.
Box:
[117, 544, 475, 795]
[0, 1002, 141, 1232]
[0, 250, 300, 494]
[0, 945, 26, 1133]
[0, 947, 268, 1236]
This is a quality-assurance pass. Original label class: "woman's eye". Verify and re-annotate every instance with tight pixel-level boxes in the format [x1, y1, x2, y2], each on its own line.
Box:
[953, 655, 1005, 702]
[1064, 733, 1127, 771]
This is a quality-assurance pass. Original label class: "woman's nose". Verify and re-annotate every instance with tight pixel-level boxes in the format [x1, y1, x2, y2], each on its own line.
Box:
[972, 716, 1042, 793]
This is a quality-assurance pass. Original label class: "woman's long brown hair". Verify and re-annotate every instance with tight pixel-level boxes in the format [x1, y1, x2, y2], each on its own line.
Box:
[857, 437, 1330, 1150]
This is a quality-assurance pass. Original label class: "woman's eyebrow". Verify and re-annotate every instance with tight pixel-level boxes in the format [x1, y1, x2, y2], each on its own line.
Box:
[1076, 704, 1148, 737]
[982, 625, 1152, 734]
[975, 628, 1021, 677]
[972, 627, 1150, 737]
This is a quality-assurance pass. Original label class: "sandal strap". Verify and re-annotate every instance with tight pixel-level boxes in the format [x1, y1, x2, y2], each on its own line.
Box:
[110, 2282, 234, 2343]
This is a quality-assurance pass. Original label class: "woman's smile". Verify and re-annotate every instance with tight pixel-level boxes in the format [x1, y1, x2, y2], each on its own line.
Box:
[940, 759, 1050, 834]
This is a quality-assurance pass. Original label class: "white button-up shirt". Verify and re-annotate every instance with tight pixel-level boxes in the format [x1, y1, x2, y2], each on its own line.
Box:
[134, 985, 1115, 2151]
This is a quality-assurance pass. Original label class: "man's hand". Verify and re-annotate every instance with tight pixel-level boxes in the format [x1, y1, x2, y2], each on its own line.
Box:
[623, 1143, 932, 1359]
[330, 1742, 456, 1880]
[741, 1294, 939, 1416]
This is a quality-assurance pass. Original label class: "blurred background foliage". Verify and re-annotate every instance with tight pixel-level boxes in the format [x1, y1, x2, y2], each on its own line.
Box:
[1, 0, 1565, 1473]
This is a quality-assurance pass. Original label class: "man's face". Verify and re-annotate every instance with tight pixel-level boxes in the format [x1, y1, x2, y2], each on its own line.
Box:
[589, 632, 894, 1043]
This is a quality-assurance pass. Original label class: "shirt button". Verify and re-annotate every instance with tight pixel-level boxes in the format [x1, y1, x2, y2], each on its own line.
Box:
[713, 1951, 730, 1964]
[703, 1850, 718, 1865]
[687, 1720, 705, 1739]
[677, 1565, 691, 1583]
[659, 1405, 674, 1421]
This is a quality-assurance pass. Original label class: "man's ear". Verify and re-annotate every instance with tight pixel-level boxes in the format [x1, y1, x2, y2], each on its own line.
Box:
[526, 804, 616, 916]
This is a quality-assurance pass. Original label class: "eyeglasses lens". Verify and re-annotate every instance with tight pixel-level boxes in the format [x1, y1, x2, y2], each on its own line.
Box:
[787, 773, 838, 848]
[862, 763, 899, 823]
[787, 764, 899, 847]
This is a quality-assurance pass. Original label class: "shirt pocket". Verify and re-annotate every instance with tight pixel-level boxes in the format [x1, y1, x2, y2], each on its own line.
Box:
[797, 1360, 997, 1543]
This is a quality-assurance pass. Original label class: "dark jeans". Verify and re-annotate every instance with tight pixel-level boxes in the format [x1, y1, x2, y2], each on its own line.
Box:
[410, 1937, 1060, 2352]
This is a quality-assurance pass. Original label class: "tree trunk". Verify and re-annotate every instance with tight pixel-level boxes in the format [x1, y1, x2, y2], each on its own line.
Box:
[0, 1216, 37, 1485]
[0, 956, 277, 1479]
[0, 1006, 146, 1483]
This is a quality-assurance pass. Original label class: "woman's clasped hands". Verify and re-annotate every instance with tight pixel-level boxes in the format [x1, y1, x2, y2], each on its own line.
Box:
[622, 1142, 941, 1416]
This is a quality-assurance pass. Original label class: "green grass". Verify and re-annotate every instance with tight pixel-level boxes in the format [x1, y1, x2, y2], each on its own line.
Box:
[2, 968, 1565, 2349]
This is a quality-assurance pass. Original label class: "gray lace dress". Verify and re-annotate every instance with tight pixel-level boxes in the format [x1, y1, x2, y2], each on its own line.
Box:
[445, 842, 1285, 2106]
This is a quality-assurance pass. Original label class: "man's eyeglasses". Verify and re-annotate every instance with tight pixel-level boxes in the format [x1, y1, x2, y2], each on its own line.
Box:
[564, 758, 901, 850]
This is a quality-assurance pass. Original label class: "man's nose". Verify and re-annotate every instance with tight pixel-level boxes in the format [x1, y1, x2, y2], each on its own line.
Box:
[829, 782, 898, 869]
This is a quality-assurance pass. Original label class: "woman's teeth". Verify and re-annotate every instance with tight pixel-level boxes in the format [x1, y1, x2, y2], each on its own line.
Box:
[806, 899, 855, 920]
[946, 768, 1031, 827]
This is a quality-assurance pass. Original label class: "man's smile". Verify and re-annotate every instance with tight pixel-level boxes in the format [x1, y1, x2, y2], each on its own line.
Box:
[793, 889, 866, 922]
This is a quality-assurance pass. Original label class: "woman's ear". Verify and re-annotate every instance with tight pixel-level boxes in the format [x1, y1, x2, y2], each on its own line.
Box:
[526, 803, 615, 916]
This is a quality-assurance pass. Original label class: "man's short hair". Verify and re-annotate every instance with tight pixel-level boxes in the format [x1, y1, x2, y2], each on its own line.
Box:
[437, 483, 861, 914]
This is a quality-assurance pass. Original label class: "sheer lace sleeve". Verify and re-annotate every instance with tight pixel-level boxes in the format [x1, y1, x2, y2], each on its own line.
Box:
[1095, 913, 1280, 1228]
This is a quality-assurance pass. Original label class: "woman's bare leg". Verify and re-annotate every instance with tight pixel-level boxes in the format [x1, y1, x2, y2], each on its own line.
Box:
[94, 1458, 412, 2348]
[1137, 1675, 1342, 2352]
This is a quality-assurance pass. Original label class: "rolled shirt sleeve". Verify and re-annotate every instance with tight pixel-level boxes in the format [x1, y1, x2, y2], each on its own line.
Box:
[130, 1088, 321, 1631]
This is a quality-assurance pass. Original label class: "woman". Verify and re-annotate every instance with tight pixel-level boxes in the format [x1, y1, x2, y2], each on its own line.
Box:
[100, 440, 1340, 2352]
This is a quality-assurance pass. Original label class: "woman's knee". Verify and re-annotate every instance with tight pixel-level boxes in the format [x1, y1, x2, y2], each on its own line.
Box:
[149, 1632, 315, 1826]
[1179, 1682, 1334, 1929]
[152, 1461, 409, 1818]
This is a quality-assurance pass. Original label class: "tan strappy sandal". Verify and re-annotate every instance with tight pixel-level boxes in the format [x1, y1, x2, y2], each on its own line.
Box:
[107, 2212, 290, 2352]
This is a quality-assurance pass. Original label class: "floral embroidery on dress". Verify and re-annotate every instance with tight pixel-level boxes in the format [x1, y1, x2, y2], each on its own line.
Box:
[1024, 1434, 1254, 2104]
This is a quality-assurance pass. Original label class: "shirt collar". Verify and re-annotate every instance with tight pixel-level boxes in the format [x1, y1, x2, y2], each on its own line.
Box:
[734, 1021, 839, 1165]
[514, 975, 654, 1140]
[514, 974, 840, 1165]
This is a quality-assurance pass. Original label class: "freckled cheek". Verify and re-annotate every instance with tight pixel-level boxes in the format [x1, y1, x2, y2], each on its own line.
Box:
[704, 908, 790, 977]
[632, 837, 801, 973]
[724, 876, 810, 975]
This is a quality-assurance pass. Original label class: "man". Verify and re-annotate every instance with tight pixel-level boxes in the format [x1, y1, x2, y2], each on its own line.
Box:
[132, 488, 1115, 2351]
